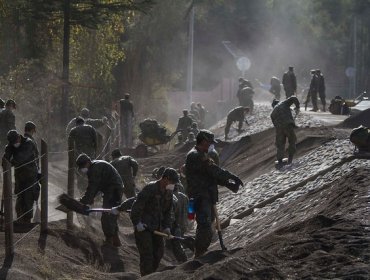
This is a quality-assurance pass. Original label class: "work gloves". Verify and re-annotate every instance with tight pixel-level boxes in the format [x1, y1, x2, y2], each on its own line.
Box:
[162, 227, 171, 237]
[110, 206, 120, 215]
[136, 222, 147, 232]
[226, 176, 244, 193]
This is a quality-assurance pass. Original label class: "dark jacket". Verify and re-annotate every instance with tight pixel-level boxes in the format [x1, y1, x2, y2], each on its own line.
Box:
[176, 116, 193, 132]
[120, 99, 134, 118]
[68, 124, 97, 158]
[24, 132, 39, 170]
[130, 181, 173, 231]
[185, 146, 238, 200]
[0, 109, 15, 143]
[3, 135, 38, 178]
[271, 96, 300, 128]
[227, 107, 246, 122]
[282, 71, 297, 92]
[80, 160, 123, 205]
[110, 155, 138, 186]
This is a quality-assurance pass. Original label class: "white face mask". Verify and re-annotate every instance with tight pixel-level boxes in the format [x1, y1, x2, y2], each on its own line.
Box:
[13, 143, 20, 148]
[208, 144, 215, 152]
[80, 167, 88, 174]
[166, 184, 175, 191]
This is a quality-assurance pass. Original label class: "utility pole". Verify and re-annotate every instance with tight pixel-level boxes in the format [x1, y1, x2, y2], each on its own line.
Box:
[61, 0, 71, 124]
[353, 15, 357, 99]
[186, 6, 194, 106]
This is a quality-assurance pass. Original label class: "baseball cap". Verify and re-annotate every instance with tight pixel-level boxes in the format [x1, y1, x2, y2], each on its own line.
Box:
[196, 129, 217, 144]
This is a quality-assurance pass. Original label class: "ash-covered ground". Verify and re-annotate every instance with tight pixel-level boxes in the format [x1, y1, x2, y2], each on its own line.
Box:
[0, 104, 369, 280]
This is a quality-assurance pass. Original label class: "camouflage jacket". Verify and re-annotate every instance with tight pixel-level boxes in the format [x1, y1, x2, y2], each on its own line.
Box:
[270, 96, 300, 128]
[176, 116, 193, 132]
[80, 160, 123, 205]
[24, 132, 39, 170]
[130, 181, 173, 231]
[3, 135, 38, 178]
[227, 106, 245, 122]
[185, 146, 238, 200]
[173, 191, 189, 234]
[68, 124, 97, 158]
[282, 71, 297, 92]
[110, 156, 138, 185]
[0, 109, 15, 141]
[66, 117, 106, 135]
[120, 99, 134, 118]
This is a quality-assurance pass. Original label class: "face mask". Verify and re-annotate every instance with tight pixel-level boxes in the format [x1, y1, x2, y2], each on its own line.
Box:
[80, 167, 88, 174]
[13, 143, 20, 148]
[208, 144, 215, 152]
[166, 184, 175, 191]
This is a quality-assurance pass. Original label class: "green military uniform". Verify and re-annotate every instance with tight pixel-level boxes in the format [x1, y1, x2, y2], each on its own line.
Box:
[68, 123, 97, 159]
[282, 67, 297, 98]
[80, 160, 124, 240]
[270, 97, 300, 164]
[167, 188, 189, 263]
[0, 108, 16, 149]
[110, 155, 138, 198]
[270, 76, 281, 100]
[130, 181, 173, 276]
[3, 133, 38, 223]
[186, 145, 241, 257]
[176, 112, 193, 141]
[225, 106, 247, 140]
[66, 117, 106, 135]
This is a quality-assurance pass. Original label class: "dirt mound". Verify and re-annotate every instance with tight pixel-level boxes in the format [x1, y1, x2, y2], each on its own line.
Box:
[143, 166, 370, 280]
[338, 108, 370, 128]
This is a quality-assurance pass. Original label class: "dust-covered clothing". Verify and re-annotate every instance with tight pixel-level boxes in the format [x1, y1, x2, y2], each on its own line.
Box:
[167, 192, 189, 263]
[185, 146, 239, 256]
[66, 117, 105, 135]
[130, 181, 174, 276]
[110, 155, 138, 198]
[270, 97, 300, 161]
[317, 73, 326, 109]
[282, 71, 297, 98]
[80, 160, 123, 238]
[176, 115, 193, 140]
[270, 77, 281, 100]
[225, 107, 246, 139]
[3, 136, 39, 221]
[68, 124, 97, 159]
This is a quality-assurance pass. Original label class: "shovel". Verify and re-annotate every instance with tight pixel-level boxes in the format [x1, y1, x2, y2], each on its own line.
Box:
[214, 204, 227, 251]
[153, 230, 195, 252]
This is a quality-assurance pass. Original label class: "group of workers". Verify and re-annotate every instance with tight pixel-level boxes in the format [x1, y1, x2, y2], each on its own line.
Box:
[0, 64, 319, 276]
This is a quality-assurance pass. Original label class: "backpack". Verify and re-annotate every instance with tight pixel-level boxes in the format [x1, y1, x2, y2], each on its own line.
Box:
[350, 125, 370, 151]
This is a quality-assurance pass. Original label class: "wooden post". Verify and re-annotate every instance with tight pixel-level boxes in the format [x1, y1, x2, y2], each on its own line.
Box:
[3, 159, 14, 257]
[67, 141, 74, 230]
[41, 140, 48, 232]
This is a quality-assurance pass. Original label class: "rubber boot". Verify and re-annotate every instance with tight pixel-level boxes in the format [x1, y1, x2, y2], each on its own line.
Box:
[323, 105, 326, 112]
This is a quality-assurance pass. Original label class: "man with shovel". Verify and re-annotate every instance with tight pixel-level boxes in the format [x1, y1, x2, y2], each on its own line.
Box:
[130, 168, 179, 276]
[186, 130, 244, 258]
[76, 153, 124, 247]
